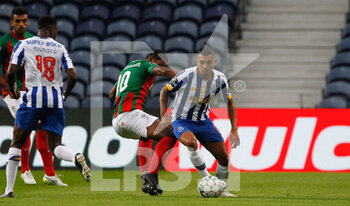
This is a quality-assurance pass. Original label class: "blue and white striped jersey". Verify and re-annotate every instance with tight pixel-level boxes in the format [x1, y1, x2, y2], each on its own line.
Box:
[10, 36, 73, 108]
[166, 66, 232, 122]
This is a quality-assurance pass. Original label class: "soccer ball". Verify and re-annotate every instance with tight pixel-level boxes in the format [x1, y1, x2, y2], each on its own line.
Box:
[198, 176, 226, 198]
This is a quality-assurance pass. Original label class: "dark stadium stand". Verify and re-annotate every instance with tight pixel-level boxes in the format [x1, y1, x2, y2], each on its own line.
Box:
[318, 9, 350, 108]
[0, 0, 238, 108]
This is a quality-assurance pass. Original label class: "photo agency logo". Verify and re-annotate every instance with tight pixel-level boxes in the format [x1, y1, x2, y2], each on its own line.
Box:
[88, 15, 259, 192]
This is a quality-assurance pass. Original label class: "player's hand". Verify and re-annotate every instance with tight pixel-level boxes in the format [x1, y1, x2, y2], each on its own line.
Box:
[230, 129, 240, 149]
[9, 88, 20, 99]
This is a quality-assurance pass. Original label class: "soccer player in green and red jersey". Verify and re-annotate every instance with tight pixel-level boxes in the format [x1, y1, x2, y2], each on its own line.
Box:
[0, 7, 67, 186]
[109, 50, 178, 195]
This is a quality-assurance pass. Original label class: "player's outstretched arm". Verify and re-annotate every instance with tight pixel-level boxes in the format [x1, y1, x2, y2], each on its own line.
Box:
[159, 86, 170, 120]
[228, 96, 240, 149]
[6, 64, 20, 99]
[63, 68, 77, 101]
[151, 66, 178, 79]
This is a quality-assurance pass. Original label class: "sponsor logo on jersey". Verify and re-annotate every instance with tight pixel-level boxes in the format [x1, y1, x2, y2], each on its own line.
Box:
[124, 63, 141, 70]
[178, 126, 184, 133]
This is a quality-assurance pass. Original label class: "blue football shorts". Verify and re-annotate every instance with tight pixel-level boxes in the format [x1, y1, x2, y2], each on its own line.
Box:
[172, 118, 224, 146]
[15, 105, 65, 136]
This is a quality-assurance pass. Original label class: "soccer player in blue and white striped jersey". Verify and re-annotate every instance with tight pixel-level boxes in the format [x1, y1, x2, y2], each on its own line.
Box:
[1, 16, 91, 198]
[160, 44, 240, 197]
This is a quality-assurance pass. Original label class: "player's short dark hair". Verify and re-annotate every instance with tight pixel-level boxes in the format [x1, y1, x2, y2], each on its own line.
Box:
[199, 43, 216, 56]
[146, 49, 168, 63]
[37, 15, 57, 31]
[11, 7, 28, 18]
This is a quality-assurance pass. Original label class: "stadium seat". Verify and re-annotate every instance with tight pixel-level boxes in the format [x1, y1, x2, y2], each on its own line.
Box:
[128, 53, 148, 62]
[75, 66, 90, 85]
[0, 4, 14, 20]
[331, 53, 350, 68]
[347, 12, 350, 23]
[57, 19, 74, 40]
[177, 0, 207, 9]
[147, 0, 177, 8]
[56, 34, 70, 48]
[137, 20, 168, 39]
[208, 0, 238, 10]
[76, 18, 105, 39]
[91, 66, 121, 82]
[2, 0, 21, 7]
[154, 75, 170, 82]
[0, 19, 10, 36]
[145, 96, 160, 109]
[323, 81, 350, 98]
[107, 19, 136, 39]
[168, 21, 198, 40]
[112, 3, 142, 23]
[200, 20, 229, 39]
[70, 35, 99, 52]
[166, 53, 191, 69]
[337, 38, 350, 53]
[327, 67, 350, 83]
[54, 0, 84, 6]
[142, 2, 173, 24]
[84, 0, 114, 7]
[50, 3, 80, 24]
[82, 96, 112, 108]
[205, 3, 235, 25]
[68, 81, 85, 99]
[102, 34, 133, 53]
[64, 96, 80, 108]
[27, 18, 38, 34]
[174, 4, 203, 25]
[134, 35, 163, 51]
[101, 53, 127, 68]
[318, 96, 348, 108]
[80, 4, 111, 21]
[164, 36, 194, 53]
[116, 0, 146, 6]
[87, 81, 115, 96]
[150, 81, 168, 97]
[342, 24, 350, 38]
[70, 50, 94, 68]
[26, 2, 50, 19]
[23, 0, 53, 7]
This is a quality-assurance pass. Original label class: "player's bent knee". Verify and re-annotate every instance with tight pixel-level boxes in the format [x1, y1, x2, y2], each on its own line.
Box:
[189, 139, 198, 150]
[182, 138, 198, 150]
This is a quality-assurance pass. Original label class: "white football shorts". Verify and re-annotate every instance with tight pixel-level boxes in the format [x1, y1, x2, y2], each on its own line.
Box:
[3, 91, 25, 118]
[112, 109, 158, 139]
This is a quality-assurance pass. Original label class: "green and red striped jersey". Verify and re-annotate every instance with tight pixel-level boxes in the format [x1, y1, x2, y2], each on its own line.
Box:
[0, 30, 34, 97]
[113, 59, 157, 118]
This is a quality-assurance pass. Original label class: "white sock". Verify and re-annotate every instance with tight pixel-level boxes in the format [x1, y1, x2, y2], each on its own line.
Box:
[54, 145, 75, 163]
[5, 148, 21, 194]
[188, 147, 210, 178]
[216, 163, 229, 182]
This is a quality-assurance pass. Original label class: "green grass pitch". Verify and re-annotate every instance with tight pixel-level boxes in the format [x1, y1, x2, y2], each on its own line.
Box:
[0, 170, 349, 206]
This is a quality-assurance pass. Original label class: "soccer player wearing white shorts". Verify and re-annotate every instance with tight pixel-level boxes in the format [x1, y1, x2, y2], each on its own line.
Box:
[110, 51, 178, 195]
[160, 44, 240, 197]
[0, 15, 91, 198]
